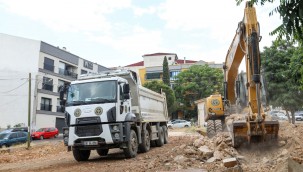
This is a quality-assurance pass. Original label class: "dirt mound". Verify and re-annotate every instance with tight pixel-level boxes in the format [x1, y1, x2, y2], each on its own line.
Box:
[0, 141, 66, 163]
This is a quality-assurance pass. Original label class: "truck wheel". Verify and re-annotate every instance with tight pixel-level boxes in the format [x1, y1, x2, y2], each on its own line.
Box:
[139, 130, 150, 153]
[156, 127, 164, 147]
[150, 140, 157, 147]
[96, 149, 109, 156]
[162, 126, 169, 144]
[123, 130, 138, 158]
[73, 149, 91, 161]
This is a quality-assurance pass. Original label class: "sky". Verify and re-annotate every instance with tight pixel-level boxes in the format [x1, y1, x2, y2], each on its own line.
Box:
[0, 0, 281, 69]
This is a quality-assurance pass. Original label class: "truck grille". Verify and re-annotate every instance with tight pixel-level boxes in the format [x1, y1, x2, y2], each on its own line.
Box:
[75, 117, 102, 137]
[75, 124, 102, 137]
[76, 117, 100, 124]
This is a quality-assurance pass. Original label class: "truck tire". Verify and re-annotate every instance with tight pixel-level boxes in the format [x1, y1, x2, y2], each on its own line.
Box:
[162, 126, 168, 144]
[138, 130, 150, 153]
[150, 140, 157, 147]
[96, 149, 109, 156]
[156, 127, 164, 147]
[123, 129, 138, 158]
[72, 149, 91, 161]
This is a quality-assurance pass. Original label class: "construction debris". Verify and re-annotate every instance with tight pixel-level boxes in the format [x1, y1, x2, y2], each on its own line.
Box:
[0, 122, 302, 172]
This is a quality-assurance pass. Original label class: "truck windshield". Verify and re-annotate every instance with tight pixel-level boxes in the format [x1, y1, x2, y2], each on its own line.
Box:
[66, 81, 117, 106]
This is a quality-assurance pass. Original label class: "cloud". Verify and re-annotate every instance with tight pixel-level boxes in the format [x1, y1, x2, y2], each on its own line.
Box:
[0, 0, 282, 69]
[132, 6, 156, 16]
[88, 25, 163, 56]
[158, 0, 242, 31]
[157, 0, 281, 65]
[0, 0, 132, 32]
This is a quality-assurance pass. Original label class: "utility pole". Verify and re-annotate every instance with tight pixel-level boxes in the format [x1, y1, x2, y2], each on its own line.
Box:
[27, 73, 31, 149]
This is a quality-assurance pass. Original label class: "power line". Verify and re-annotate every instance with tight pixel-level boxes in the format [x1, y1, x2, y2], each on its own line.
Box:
[0, 94, 28, 97]
[0, 80, 29, 94]
[0, 78, 26, 81]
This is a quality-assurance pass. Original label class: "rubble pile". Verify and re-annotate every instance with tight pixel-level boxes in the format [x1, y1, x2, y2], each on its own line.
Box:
[165, 121, 303, 172]
[0, 122, 302, 172]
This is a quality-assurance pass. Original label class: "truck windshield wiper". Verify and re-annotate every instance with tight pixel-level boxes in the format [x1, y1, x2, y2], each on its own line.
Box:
[67, 100, 86, 106]
[89, 97, 113, 103]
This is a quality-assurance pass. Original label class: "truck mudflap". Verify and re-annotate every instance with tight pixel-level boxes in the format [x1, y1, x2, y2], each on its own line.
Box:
[228, 120, 279, 147]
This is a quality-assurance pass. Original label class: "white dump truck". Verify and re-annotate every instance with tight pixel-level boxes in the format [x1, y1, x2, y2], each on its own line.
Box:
[59, 70, 169, 161]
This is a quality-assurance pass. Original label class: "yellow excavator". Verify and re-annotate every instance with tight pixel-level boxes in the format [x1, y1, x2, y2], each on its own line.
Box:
[205, 1, 279, 147]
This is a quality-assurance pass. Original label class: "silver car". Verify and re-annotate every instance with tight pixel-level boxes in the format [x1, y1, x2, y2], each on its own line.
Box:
[167, 120, 191, 128]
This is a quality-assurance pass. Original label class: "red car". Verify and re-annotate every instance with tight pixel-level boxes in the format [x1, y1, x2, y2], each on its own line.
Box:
[31, 127, 59, 140]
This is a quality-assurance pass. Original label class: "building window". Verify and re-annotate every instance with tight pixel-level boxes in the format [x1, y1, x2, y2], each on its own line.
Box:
[146, 73, 161, 80]
[43, 57, 54, 72]
[81, 70, 87, 74]
[58, 62, 78, 79]
[170, 71, 180, 81]
[168, 57, 171, 60]
[42, 77, 53, 91]
[41, 97, 52, 111]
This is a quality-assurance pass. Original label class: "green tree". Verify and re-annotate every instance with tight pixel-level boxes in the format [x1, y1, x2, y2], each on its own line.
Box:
[290, 45, 303, 89]
[14, 123, 22, 128]
[143, 80, 176, 117]
[162, 56, 170, 86]
[262, 40, 303, 123]
[236, 0, 303, 43]
[173, 65, 224, 115]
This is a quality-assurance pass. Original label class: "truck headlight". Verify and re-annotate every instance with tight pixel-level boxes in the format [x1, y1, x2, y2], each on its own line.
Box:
[114, 133, 120, 139]
[113, 125, 119, 131]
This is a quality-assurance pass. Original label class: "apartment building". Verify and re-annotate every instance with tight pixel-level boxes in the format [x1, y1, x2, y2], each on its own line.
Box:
[124, 53, 197, 86]
[124, 52, 223, 87]
[0, 33, 109, 132]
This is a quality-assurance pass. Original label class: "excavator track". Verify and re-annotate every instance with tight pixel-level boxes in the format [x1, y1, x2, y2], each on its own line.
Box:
[207, 120, 224, 137]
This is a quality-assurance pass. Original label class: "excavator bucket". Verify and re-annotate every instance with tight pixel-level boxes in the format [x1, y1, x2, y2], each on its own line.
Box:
[230, 120, 279, 147]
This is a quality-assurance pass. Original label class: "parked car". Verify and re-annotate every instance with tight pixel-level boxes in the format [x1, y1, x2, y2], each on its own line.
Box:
[0, 131, 28, 148]
[167, 120, 191, 128]
[168, 119, 178, 124]
[0, 127, 28, 134]
[269, 111, 287, 120]
[31, 127, 59, 140]
[276, 112, 287, 120]
[295, 113, 303, 121]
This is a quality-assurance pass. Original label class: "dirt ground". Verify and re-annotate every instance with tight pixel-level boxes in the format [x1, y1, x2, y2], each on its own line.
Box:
[0, 122, 303, 172]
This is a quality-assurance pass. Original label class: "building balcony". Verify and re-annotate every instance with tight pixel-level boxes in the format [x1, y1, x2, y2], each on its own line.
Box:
[43, 63, 54, 72]
[58, 68, 78, 79]
[42, 83, 53, 92]
[40, 104, 52, 111]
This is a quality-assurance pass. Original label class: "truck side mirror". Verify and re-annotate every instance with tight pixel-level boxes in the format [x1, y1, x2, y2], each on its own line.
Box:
[123, 94, 130, 99]
[123, 84, 130, 94]
[59, 85, 69, 100]
[59, 90, 65, 100]
[60, 106, 65, 113]
[60, 100, 66, 106]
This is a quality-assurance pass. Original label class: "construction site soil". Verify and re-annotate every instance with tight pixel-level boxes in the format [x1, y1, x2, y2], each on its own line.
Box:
[0, 121, 302, 172]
